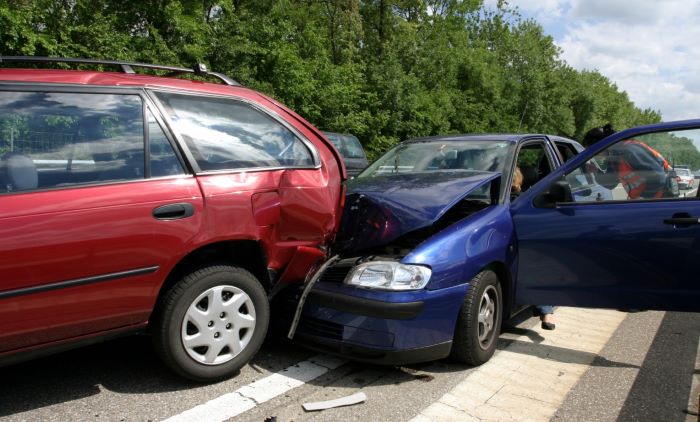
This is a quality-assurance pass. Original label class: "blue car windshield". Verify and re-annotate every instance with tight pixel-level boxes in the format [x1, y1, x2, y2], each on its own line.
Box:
[358, 140, 514, 178]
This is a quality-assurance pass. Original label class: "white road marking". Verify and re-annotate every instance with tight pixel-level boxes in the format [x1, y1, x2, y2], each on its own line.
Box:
[162, 354, 347, 422]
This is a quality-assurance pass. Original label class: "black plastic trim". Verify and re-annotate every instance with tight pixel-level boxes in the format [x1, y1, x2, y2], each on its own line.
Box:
[554, 195, 700, 207]
[0, 266, 159, 300]
[0, 325, 144, 368]
[307, 289, 424, 320]
[296, 333, 452, 365]
[152, 203, 195, 220]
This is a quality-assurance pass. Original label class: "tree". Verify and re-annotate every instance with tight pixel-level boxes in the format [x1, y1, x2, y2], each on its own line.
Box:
[0, 0, 661, 158]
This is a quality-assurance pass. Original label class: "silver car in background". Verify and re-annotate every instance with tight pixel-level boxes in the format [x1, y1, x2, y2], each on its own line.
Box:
[675, 167, 695, 189]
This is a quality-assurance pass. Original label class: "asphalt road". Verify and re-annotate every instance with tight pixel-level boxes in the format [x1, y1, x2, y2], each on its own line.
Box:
[0, 310, 697, 421]
[555, 310, 700, 422]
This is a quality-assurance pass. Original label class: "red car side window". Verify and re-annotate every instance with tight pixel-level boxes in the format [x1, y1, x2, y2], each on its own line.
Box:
[0, 92, 144, 192]
[153, 92, 315, 172]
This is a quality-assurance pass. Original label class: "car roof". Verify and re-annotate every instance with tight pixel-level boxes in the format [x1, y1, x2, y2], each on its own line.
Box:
[0, 68, 264, 99]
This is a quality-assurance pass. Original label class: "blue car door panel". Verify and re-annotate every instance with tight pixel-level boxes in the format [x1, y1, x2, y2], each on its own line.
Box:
[513, 200, 700, 311]
[511, 120, 700, 312]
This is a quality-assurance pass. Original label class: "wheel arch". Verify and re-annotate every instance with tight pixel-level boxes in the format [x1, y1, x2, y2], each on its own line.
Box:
[152, 240, 270, 321]
[483, 261, 513, 320]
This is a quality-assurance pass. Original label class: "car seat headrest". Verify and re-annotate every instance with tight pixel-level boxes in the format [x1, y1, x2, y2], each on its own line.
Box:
[520, 165, 539, 191]
[2, 153, 38, 192]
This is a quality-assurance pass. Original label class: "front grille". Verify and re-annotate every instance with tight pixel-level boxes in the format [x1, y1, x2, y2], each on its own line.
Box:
[298, 316, 343, 340]
[319, 264, 353, 283]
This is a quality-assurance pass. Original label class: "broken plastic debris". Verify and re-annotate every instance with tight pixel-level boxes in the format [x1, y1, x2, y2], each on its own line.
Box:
[302, 392, 367, 411]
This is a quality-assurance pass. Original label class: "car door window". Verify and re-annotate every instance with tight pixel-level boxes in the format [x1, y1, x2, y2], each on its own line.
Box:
[153, 92, 315, 171]
[324, 132, 347, 156]
[0, 91, 144, 193]
[514, 142, 554, 194]
[555, 142, 579, 163]
[343, 135, 366, 159]
[564, 128, 700, 202]
[147, 109, 186, 177]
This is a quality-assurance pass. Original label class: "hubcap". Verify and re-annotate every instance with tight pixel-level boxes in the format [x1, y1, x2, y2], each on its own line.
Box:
[477, 285, 498, 350]
[181, 285, 256, 365]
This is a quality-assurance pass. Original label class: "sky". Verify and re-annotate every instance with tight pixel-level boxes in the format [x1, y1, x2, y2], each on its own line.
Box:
[484, 0, 700, 123]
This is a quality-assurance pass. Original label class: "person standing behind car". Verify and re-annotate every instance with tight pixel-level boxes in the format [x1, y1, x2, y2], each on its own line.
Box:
[582, 123, 674, 199]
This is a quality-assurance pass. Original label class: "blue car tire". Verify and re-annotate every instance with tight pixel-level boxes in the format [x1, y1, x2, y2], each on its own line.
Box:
[450, 269, 502, 365]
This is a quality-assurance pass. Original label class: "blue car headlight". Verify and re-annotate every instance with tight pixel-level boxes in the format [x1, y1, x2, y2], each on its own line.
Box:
[344, 261, 432, 291]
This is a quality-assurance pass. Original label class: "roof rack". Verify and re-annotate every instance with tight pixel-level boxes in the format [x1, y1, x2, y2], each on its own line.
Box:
[0, 56, 241, 86]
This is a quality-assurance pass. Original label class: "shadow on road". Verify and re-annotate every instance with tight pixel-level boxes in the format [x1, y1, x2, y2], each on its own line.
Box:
[0, 335, 200, 417]
[501, 325, 546, 344]
[502, 338, 641, 368]
[616, 311, 700, 421]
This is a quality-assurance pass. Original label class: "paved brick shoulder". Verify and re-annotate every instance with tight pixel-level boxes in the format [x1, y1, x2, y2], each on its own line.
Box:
[411, 307, 627, 422]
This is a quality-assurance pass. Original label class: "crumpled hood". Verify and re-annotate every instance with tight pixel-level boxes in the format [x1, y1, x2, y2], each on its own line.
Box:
[335, 171, 500, 253]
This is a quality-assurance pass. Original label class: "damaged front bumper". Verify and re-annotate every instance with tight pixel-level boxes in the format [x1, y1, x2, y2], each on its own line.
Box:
[290, 258, 467, 365]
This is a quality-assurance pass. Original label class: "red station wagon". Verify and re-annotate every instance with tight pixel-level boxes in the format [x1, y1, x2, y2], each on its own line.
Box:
[0, 57, 345, 381]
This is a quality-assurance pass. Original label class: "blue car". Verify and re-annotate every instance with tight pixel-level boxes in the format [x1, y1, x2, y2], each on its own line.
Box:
[291, 121, 700, 366]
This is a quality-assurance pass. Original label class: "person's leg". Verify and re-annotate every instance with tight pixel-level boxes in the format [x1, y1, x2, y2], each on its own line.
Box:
[535, 305, 556, 330]
[535, 305, 553, 315]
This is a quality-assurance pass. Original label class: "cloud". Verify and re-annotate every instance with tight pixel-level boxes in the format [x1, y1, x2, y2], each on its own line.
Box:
[488, 0, 568, 24]
[569, 0, 664, 24]
[570, 0, 699, 25]
[505, 0, 700, 121]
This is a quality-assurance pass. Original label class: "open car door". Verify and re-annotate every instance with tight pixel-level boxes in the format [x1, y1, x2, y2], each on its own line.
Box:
[511, 120, 700, 312]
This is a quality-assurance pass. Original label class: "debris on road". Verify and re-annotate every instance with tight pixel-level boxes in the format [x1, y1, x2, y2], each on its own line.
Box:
[302, 392, 367, 411]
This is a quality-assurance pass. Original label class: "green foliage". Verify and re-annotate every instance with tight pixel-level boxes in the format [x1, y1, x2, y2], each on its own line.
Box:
[0, 0, 662, 161]
[641, 132, 700, 170]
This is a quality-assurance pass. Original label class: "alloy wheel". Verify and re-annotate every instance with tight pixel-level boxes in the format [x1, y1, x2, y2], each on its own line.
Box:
[477, 285, 498, 350]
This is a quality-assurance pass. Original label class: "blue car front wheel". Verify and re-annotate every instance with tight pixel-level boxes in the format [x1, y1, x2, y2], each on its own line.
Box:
[450, 269, 502, 365]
